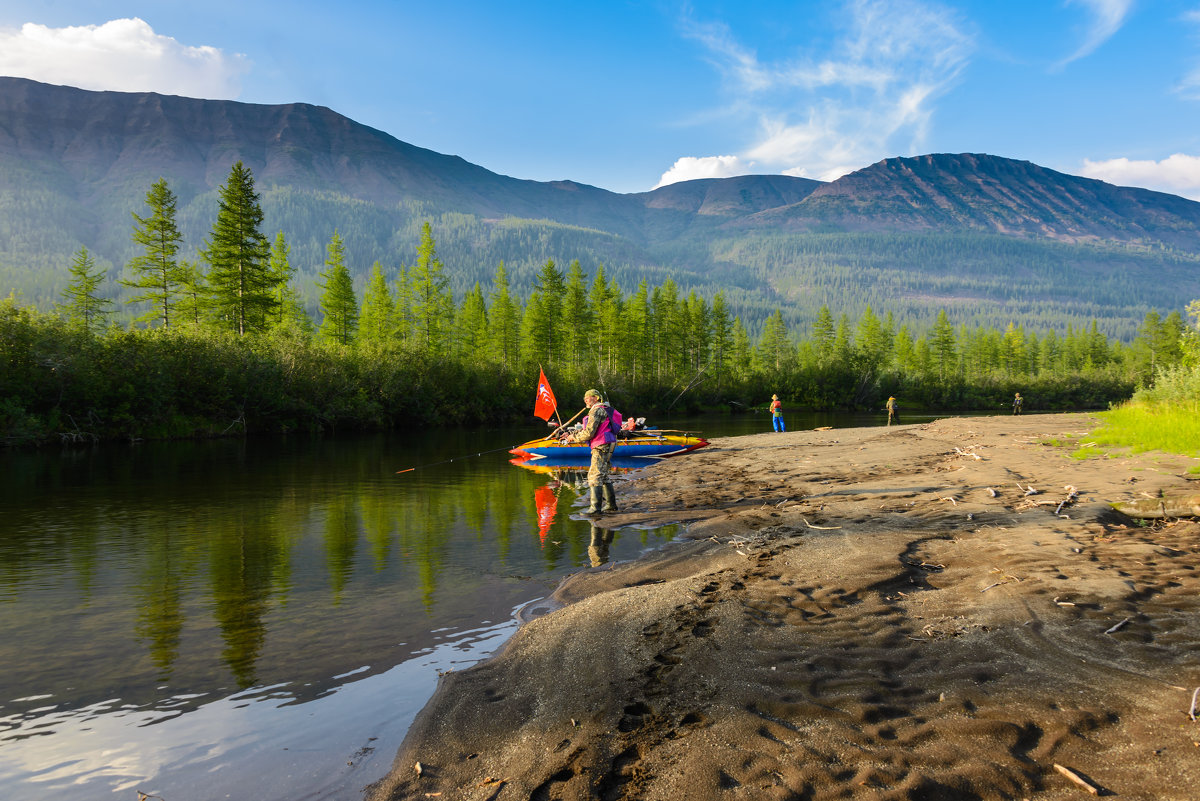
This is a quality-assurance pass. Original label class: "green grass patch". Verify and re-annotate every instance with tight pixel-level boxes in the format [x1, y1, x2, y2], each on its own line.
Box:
[1085, 401, 1200, 457]
[1070, 445, 1108, 460]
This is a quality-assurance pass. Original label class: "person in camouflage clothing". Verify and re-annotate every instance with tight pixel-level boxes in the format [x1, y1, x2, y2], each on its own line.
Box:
[564, 389, 619, 515]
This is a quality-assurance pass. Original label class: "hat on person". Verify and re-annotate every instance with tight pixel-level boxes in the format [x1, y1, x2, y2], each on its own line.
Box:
[584, 389, 602, 400]
[771, 394, 778, 400]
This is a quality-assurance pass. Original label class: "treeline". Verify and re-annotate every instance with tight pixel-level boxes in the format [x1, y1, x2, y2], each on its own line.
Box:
[3, 165, 1190, 445]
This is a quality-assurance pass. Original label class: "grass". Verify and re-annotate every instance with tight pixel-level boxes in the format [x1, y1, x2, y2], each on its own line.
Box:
[1076, 400, 1200, 458]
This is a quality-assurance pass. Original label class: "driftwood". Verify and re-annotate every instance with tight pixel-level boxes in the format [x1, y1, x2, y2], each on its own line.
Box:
[1054, 763, 1100, 795]
[1111, 493, 1200, 519]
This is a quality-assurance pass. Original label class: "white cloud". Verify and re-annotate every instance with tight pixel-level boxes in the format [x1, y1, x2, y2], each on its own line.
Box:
[657, 0, 973, 188]
[1079, 154, 1200, 200]
[0, 18, 247, 98]
[654, 155, 755, 188]
[1058, 0, 1134, 67]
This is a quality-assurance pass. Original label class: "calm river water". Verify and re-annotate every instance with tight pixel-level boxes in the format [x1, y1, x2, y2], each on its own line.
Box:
[0, 409, 945, 800]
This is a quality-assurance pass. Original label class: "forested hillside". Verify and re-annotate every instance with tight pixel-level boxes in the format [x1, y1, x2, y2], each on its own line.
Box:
[3, 77, 1200, 341]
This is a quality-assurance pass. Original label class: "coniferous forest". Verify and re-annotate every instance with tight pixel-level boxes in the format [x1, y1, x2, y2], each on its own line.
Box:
[2, 166, 1191, 446]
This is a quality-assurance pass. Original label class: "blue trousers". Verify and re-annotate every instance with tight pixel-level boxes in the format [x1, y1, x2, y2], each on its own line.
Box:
[773, 415, 785, 432]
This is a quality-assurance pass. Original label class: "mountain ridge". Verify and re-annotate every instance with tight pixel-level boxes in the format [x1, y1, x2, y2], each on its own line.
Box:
[2, 76, 1199, 337]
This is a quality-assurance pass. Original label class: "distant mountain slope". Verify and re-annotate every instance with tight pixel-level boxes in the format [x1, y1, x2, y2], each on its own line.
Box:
[2, 77, 1200, 338]
[740, 153, 1200, 248]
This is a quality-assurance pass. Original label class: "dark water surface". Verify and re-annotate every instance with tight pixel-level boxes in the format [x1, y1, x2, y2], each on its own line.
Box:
[0, 409, 949, 800]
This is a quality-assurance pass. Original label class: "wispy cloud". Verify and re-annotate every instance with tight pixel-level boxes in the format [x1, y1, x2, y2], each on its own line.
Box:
[0, 18, 247, 98]
[1079, 154, 1200, 201]
[1176, 8, 1200, 99]
[1056, 0, 1134, 68]
[656, 0, 974, 188]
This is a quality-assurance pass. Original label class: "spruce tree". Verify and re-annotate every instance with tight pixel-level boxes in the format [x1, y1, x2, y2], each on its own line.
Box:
[124, 178, 184, 328]
[318, 231, 358, 346]
[487, 262, 521, 366]
[358, 261, 395, 347]
[526, 259, 566, 370]
[409, 223, 453, 355]
[59, 246, 112, 332]
[202, 161, 275, 336]
[267, 230, 307, 332]
[710, 292, 733, 390]
[454, 283, 489, 360]
[559, 260, 592, 380]
[175, 258, 206, 329]
[756, 309, 792, 374]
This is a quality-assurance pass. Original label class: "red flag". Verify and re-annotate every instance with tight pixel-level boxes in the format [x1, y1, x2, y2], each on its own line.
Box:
[534, 485, 558, 543]
[533, 369, 558, 421]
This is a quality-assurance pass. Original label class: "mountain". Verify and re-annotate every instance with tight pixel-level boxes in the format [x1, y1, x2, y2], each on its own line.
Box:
[2, 76, 1199, 338]
[739, 153, 1200, 248]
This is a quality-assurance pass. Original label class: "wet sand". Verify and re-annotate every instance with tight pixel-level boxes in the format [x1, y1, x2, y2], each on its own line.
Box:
[367, 414, 1200, 800]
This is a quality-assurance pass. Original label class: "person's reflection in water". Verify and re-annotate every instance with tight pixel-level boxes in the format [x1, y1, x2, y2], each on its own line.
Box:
[588, 524, 616, 567]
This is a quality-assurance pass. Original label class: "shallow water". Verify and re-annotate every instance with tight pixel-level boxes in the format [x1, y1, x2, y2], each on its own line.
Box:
[0, 409, 960, 800]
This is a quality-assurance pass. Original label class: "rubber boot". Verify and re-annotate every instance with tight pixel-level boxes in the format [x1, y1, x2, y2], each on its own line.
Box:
[602, 483, 618, 513]
[587, 485, 604, 515]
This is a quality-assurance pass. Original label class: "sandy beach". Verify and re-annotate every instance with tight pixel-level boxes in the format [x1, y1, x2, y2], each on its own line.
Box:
[367, 413, 1200, 800]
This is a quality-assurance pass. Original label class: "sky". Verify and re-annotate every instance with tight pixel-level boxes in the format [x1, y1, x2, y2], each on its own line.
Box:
[2, 1, 1200, 198]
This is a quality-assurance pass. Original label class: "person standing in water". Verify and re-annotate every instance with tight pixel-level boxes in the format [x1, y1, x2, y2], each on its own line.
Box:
[770, 394, 785, 432]
[886, 396, 897, 426]
[563, 389, 620, 515]
[1013, 392, 1023, 415]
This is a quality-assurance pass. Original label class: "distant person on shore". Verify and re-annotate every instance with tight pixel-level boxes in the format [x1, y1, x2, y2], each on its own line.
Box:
[770, 394, 785, 432]
[562, 389, 620, 515]
[1013, 392, 1023, 415]
[886, 396, 897, 426]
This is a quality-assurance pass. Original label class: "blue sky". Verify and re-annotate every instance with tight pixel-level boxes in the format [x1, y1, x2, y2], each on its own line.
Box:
[3, 1, 1200, 198]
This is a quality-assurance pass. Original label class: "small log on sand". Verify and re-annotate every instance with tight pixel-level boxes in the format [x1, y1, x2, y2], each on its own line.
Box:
[1053, 763, 1100, 795]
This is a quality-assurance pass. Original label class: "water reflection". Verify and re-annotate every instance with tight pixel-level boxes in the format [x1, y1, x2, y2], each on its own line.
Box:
[0, 428, 682, 800]
[589, 525, 616, 567]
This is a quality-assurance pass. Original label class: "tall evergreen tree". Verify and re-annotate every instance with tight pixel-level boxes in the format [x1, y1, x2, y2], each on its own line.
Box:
[524, 259, 566, 370]
[587, 265, 617, 377]
[559, 260, 592, 380]
[409, 223, 453, 354]
[124, 178, 184, 328]
[929, 310, 958, 381]
[729, 317, 753, 383]
[202, 161, 275, 335]
[756, 309, 792, 374]
[359, 261, 395, 347]
[266, 230, 307, 332]
[812, 305, 836, 364]
[59, 246, 111, 332]
[710, 292, 733, 390]
[455, 283, 489, 360]
[318, 231, 358, 345]
[487, 262, 521, 367]
[175, 258, 206, 329]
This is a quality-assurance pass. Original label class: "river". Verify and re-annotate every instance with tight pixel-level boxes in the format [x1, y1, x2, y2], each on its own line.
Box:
[0, 409, 946, 800]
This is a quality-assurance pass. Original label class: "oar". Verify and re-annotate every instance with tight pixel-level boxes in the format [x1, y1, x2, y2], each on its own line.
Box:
[548, 406, 588, 438]
[396, 444, 521, 474]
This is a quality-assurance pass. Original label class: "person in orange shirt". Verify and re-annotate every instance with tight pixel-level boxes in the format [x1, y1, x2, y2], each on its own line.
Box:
[770, 394, 785, 432]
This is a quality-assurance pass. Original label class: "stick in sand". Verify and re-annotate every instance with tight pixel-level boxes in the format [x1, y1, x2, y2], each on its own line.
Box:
[1053, 763, 1099, 795]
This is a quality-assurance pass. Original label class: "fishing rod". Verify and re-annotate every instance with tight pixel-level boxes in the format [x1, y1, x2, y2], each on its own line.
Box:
[396, 406, 588, 473]
[395, 444, 522, 474]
